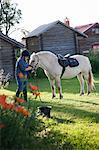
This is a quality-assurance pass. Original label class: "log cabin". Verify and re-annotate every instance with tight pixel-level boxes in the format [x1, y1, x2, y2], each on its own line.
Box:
[0, 31, 24, 77]
[75, 22, 99, 54]
[23, 20, 87, 55]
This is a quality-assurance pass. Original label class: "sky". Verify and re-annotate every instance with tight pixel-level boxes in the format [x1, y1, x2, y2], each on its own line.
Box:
[9, 0, 99, 41]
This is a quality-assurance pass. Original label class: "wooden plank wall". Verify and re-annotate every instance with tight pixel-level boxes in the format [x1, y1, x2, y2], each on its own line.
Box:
[0, 38, 15, 77]
[78, 25, 99, 54]
[26, 23, 77, 55]
[79, 35, 99, 53]
[26, 37, 40, 53]
[42, 23, 76, 55]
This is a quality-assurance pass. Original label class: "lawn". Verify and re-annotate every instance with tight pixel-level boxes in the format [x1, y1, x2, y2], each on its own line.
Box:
[0, 74, 99, 150]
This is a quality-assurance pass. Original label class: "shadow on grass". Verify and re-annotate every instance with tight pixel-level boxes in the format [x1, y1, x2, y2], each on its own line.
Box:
[53, 105, 99, 123]
[28, 99, 99, 123]
[52, 116, 75, 124]
[66, 98, 99, 105]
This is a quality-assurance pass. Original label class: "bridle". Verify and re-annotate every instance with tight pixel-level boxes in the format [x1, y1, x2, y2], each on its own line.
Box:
[31, 54, 39, 73]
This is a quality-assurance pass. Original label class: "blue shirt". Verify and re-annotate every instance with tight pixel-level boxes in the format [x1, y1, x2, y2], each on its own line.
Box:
[15, 57, 29, 78]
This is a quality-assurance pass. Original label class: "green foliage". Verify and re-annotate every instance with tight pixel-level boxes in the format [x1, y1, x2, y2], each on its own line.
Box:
[0, 75, 99, 149]
[15, 48, 21, 60]
[30, 68, 47, 79]
[0, 0, 22, 35]
[88, 51, 99, 73]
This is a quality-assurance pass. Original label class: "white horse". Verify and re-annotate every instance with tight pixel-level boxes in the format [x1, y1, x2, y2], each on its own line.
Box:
[29, 51, 94, 99]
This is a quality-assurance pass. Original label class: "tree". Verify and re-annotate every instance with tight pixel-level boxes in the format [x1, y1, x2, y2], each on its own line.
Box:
[0, 0, 22, 35]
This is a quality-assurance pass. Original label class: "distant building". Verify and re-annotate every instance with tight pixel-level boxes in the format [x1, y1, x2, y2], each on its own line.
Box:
[23, 20, 87, 55]
[0, 32, 24, 77]
[75, 22, 99, 54]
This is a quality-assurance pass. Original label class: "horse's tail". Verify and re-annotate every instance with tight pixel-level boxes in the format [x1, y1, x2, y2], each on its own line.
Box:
[88, 70, 95, 91]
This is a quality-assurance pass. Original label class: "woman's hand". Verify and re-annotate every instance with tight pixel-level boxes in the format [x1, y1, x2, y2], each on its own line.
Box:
[25, 65, 33, 71]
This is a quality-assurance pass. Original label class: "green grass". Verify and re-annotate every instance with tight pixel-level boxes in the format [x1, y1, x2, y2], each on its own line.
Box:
[0, 74, 99, 150]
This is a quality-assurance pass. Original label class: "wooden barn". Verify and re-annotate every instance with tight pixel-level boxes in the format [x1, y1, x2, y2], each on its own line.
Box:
[0, 32, 24, 77]
[24, 20, 87, 55]
[75, 22, 99, 54]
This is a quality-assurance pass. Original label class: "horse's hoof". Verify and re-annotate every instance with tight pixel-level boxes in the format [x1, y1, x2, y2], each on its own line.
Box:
[60, 95, 63, 99]
[87, 91, 90, 95]
[80, 92, 84, 96]
[52, 95, 56, 99]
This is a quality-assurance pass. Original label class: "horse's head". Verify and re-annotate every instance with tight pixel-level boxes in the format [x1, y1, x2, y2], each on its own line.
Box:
[29, 52, 39, 72]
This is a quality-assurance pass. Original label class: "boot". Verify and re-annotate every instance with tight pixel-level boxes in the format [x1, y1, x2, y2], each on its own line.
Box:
[16, 89, 20, 97]
[23, 91, 27, 102]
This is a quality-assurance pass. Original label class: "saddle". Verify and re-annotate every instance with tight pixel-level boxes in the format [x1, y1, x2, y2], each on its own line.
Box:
[57, 54, 79, 68]
[57, 54, 79, 78]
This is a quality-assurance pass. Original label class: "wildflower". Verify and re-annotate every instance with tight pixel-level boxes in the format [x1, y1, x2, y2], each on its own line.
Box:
[35, 92, 40, 97]
[0, 123, 6, 129]
[22, 109, 30, 117]
[0, 95, 6, 106]
[15, 106, 24, 113]
[0, 95, 15, 110]
[15, 106, 30, 117]
[15, 97, 26, 103]
[2, 103, 15, 110]
[32, 92, 40, 99]
[29, 83, 39, 91]
[0, 69, 10, 88]
[34, 92, 40, 99]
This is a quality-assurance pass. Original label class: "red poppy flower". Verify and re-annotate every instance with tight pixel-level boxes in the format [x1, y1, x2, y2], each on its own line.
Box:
[0, 95, 6, 106]
[15, 106, 30, 117]
[15, 106, 24, 113]
[29, 83, 39, 91]
[15, 97, 26, 103]
[0, 95, 16, 110]
[32, 92, 40, 99]
[2, 103, 15, 110]
[22, 109, 30, 117]
[0, 123, 6, 128]
[35, 92, 40, 97]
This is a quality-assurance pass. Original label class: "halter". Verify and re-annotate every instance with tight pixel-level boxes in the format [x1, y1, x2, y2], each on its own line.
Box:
[32, 55, 39, 73]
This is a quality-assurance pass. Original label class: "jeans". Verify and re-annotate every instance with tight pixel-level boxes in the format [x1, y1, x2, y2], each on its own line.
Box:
[16, 77, 28, 101]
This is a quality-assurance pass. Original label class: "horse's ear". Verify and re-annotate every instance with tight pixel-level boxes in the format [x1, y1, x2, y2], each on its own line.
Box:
[32, 52, 36, 56]
[30, 52, 35, 58]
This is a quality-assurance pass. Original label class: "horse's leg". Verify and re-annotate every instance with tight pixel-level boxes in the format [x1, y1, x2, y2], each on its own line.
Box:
[83, 72, 91, 95]
[49, 79, 56, 98]
[56, 77, 63, 99]
[44, 70, 56, 98]
[77, 73, 85, 96]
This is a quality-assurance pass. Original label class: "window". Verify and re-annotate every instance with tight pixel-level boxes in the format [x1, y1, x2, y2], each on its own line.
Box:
[92, 28, 99, 34]
[95, 28, 99, 34]
[93, 45, 99, 50]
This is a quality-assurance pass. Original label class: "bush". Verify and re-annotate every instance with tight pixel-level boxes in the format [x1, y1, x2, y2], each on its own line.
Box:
[88, 51, 99, 73]
[36, 68, 47, 78]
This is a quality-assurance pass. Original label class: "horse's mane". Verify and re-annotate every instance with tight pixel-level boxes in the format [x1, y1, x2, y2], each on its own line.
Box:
[36, 51, 57, 57]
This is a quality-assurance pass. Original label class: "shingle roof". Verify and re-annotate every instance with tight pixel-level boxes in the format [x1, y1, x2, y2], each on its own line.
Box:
[0, 32, 25, 48]
[26, 20, 87, 38]
[75, 23, 98, 33]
